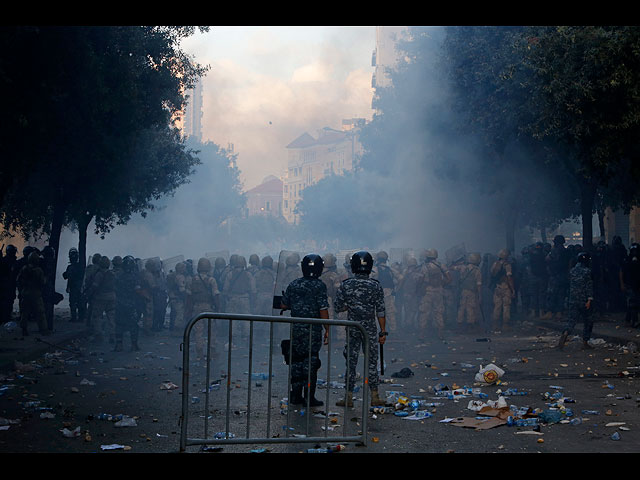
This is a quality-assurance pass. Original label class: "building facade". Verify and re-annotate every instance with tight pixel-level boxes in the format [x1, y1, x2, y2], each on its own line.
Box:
[245, 175, 283, 218]
[282, 119, 365, 224]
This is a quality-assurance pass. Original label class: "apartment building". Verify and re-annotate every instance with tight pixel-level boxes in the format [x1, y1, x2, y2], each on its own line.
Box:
[282, 119, 365, 224]
[245, 175, 283, 218]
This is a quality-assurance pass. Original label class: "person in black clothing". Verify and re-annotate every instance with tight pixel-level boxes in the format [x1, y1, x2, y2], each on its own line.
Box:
[620, 243, 640, 328]
[62, 248, 84, 323]
[0, 245, 18, 324]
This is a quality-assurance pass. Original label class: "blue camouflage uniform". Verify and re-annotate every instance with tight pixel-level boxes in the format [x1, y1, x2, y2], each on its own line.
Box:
[334, 274, 386, 393]
[564, 262, 594, 341]
[282, 277, 329, 393]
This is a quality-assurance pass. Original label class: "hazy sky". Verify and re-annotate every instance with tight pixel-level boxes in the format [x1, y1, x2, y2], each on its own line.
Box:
[179, 26, 377, 190]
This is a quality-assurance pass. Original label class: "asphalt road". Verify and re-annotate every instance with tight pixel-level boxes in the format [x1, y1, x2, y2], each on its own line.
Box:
[1, 314, 640, 455]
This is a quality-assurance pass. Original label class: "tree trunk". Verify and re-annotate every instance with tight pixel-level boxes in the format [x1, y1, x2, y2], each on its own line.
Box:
[47, 197, 66, 331]
[580, 181, 596, 252]
[77, 212, 93, 274]
[597, 207, 606, 240]
[505, 204, 518, 254]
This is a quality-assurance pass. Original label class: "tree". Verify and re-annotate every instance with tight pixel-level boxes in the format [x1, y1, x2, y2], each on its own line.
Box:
[0, 26, 208, 290]
[521, 26, 640, 249]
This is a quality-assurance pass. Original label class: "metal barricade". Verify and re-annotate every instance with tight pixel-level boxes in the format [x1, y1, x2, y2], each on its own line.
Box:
[179, 312, 371, 452]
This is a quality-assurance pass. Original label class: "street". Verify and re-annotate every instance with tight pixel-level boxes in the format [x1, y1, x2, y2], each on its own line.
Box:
[1, 310, 640, 455]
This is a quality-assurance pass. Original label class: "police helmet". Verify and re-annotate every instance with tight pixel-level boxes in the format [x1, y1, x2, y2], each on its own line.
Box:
[629, 243, 640, 260]
[122, 255, 136, 273]
[112, 255, 123, 268]
[576, 251, 591, 266]
[301, 254, 324, 278]
[351, 251, 373, 275]
[5, 245, 17, 257]
[249, 254, 260, 266]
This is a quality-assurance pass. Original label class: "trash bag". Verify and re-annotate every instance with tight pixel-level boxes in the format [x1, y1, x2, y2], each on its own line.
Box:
[475, 364, 505, 384]
[391, 367, 414, 378]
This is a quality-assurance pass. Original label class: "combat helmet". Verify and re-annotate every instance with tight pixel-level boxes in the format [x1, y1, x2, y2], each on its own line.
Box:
[99, 255, 111, 270]
[467, 252, 482, 266]
[301, 254, 324, 278]
[286, 252, 300, 266]
[69, 248, 79, 262]
[261, 255, 273, 269]
[215, 257, 226, 269]
[197, 257, 212, 273]
[112, 256, 123, 268]
[323, 253, 336, 268]
[425, 249, 438, 260]
[497, 248, 510, 260]
[92, 253, 102, 265]
[249, 254, 260, 267]
[376, 251, 389, 263]
[175, 262, 187, 274]
[350, 251, 373, 275]
[122, 255, 136, 273]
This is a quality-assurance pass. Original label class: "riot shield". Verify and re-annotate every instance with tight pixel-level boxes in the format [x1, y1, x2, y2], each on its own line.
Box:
[272, 250, 303, 317]
[445, 243, 467, 266]
[162, 255, 185, 274]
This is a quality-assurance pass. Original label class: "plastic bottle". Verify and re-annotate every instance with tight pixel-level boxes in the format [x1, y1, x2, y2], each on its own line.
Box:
[507, 416, 539, 427]
[307, 445, 345, 453]
[581, 410, 600, 415]
[570, 417, 582, 425]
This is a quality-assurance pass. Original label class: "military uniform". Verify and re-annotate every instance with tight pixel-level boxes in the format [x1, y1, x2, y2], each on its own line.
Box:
[187, 258, 220, 362]
[16, 252, 50, 336]
[546, 240, 571, 315]
[455, 257, 482, 328]
[396, 257, 420, 330]
[282, 276, 329, 405]
[82, 254, 103, 326]
[89, 256, 116, 343]
[223, 256, 256, 338]
[491, 253, 514, 332]
[416, 254, 448, 339]
[371, 253, 397, 333]
[254, 257, 276, 315]
[114, 257, 141, 351]
[167, 262, 187, 331]
[334, 273, 386, 396]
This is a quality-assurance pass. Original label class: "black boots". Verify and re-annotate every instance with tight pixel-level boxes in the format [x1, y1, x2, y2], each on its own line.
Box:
[289, 386, 304, 405]
[557, 331, 569, 350]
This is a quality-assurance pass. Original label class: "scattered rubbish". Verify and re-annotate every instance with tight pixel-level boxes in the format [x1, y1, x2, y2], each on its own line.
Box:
[475, 364, 504, 385]
[449, 416, 506, 430]
[307, 445, 345, 453]
[101, 444, 131, 450]
[605, 422, 626, 427]
[160, 382, 179, 390]
[404, 411, 433, 420]
[537, 410, 564, 424]
[581, 410, 600, 415]
[515, 430, 544, 435]
[60, 426, 81, 438]
[214, 432, 236, 439]
[507, 416, 539, 427]
[201, 446, 224, 452]
[114, 416, 137, 427]
[0, 417, 21, 426]
[80, 378, 96, 386]
[611, 432, 621, 441]
[39, 412, 55, 419]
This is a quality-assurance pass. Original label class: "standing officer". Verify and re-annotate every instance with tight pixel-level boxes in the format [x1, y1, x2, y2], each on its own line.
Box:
[416, 249, 450, 341]
[62, 248, 84, 323]
[187, 257, 221, 364]
[114, 256, 141, 352]
[334, 251, 387, 408]
[455, 252, 483, 332]
[371, 251, 397, 334]
[558, 251, 594, 350]
[16, 251, 51, 337]
[281, 254, 330, 407]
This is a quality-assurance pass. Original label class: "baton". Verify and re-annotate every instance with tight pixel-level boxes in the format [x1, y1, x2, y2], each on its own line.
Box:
[380, 343, 384, 376]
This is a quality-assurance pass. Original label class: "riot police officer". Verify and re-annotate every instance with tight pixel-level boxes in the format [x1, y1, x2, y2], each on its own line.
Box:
[62, 248, 84, 323]
[281, 254, 330, 407]
[334, 251, 387, 407]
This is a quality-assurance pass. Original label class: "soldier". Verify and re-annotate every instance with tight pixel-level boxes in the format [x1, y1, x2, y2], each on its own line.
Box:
[334, 251, 387, 407]
[167, 262, 188, 331]
[247, 254, 260, 276]
[371, 251, 397, 334]
[187, 257, 220, 363]
[62, 248, 84, 323]
[455, 253, 483, 332]
[281, 254, 330, 407]
[114, 256, 141, 352]
[444, 253, 465, 332]
[620, 243, 640, 328]
[223, 255, 256, 338]
[319, 253, 340, 317]
[545, 235, 571, 319]
[88, 256, 116, 344]
[254, 255, 276, 315]
[0, 244, 18, 324]
[82, 253, 103, 326]
[558, 252, 595, 350]
[416, 249, 450, 341]
[490, 249, 515, 333]
[282, 252, 302, 289]
[111, 256, 123, 275]
[491, 248, 515, 332]
[396, 256, 420, 331]
[139, 258, 160, 335]
[16, 252, 51, 337]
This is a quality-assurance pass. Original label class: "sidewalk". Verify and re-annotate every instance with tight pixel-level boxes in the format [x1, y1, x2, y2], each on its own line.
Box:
[0, 309, 90, 373]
